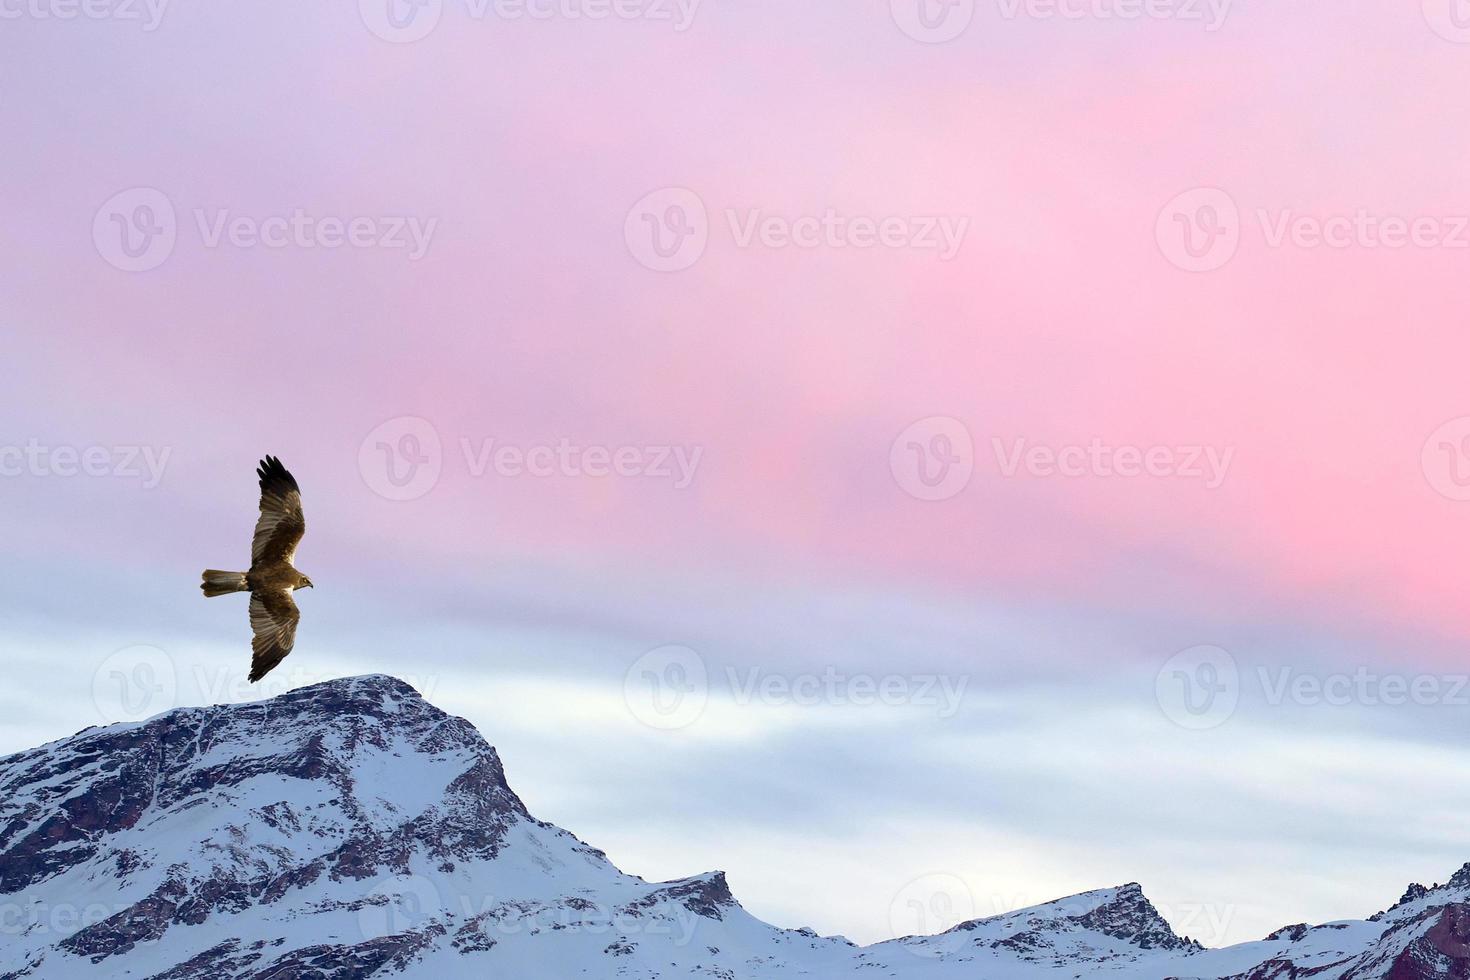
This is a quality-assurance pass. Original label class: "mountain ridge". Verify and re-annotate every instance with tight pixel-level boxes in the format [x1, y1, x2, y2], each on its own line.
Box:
[1, 673, 1466, 979]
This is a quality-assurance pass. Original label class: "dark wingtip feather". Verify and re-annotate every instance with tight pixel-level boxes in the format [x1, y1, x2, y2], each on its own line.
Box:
[257, 455, 299, 496]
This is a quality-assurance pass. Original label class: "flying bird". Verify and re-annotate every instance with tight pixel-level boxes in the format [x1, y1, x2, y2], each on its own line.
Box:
[200, 456, 313, 683]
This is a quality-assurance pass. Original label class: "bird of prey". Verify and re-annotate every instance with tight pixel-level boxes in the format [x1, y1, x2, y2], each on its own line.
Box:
[200, 456, 313, 683]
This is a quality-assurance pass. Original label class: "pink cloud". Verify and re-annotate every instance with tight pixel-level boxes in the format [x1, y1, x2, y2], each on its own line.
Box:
[3, 0, 1469, 649]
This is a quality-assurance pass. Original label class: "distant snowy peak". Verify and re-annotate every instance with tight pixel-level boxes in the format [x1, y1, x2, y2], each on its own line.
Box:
[1378, 862, 1470, 919]
[951, 881, 1197, 949]
[878, 880, 1198, 970]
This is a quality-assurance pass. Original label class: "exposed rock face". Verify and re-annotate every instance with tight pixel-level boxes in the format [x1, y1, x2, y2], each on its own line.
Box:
[0, 676, 836, 980]
[0, 677, 527, 901]
[1216, 866, 1470, 980]
[1, 674, 1468, 980]
[1076, 882, 1201, 952]
[1382, 904, 1470, 979]
[1265, 923, 1312, 943]
[911, 878, 1201, 971]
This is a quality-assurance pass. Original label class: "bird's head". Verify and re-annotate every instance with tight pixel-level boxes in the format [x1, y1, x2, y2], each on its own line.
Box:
[298, 575, 315, 589]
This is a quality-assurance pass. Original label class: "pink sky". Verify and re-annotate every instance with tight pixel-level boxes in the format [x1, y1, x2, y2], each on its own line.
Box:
[6, 0, 1470, 946]
[4, 0, 1469, 650]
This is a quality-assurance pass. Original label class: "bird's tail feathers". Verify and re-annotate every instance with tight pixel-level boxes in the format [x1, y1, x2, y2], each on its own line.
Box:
[200, 570, 248, 597]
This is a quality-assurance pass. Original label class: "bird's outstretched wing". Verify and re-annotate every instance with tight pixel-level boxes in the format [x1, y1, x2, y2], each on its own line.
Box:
[251, 455, 305, 565]
[249, 590, 300, 682]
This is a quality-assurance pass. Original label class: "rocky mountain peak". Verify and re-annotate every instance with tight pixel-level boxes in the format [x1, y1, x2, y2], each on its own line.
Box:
[0, 673, 530, 902]
[1076, 882, 1201, 952]
[1377, 861, 1470, 920]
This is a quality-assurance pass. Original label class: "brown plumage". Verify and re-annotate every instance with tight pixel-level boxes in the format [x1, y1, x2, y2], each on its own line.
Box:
[200, 456, 313, 683]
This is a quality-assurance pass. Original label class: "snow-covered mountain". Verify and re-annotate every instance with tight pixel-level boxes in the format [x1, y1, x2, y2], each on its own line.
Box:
[0, 674, 1466, 979]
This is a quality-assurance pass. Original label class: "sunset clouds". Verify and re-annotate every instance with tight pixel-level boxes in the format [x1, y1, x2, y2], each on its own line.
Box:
[2, 0, 1469, 950]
